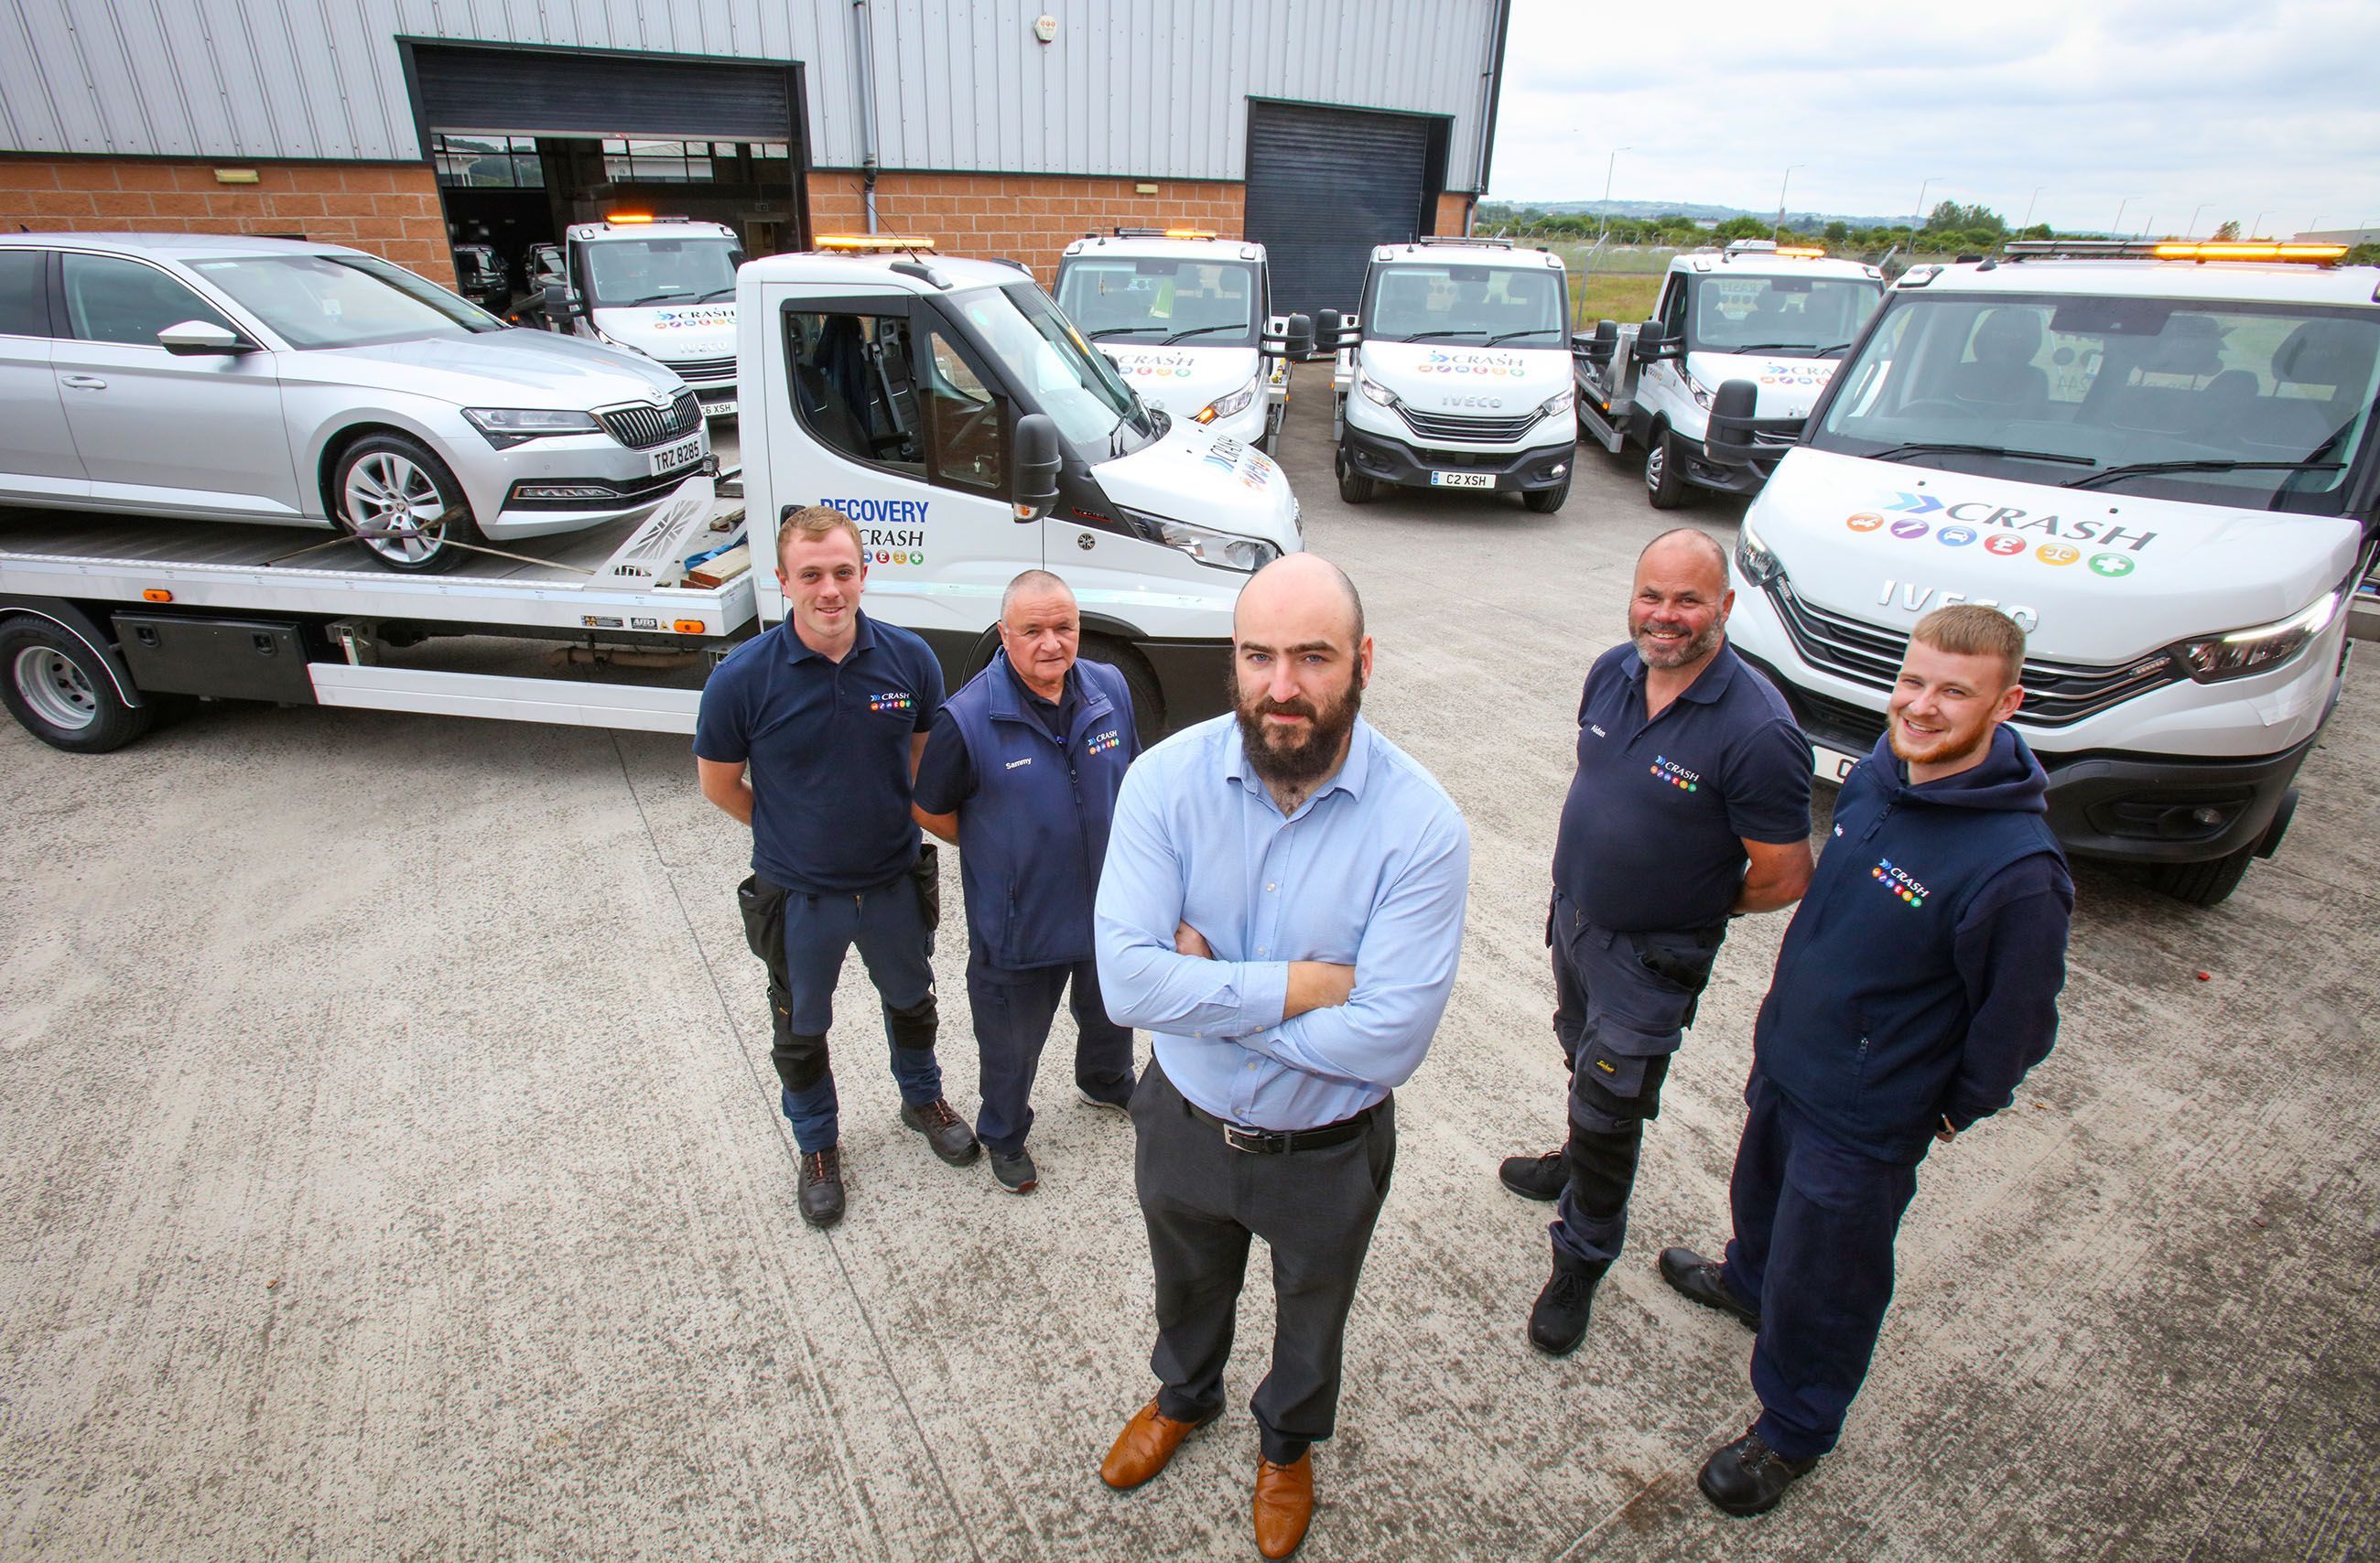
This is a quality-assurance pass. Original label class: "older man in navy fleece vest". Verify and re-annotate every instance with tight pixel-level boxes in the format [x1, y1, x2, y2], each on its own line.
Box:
[1660, 603, 2073, 1517]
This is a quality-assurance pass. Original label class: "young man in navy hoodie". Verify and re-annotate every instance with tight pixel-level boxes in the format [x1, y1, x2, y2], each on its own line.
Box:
[1660, 604, 2073, 1516]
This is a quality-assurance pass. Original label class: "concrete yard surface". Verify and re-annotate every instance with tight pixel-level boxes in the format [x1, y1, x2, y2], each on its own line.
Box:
[3, 365, 2376, 1560]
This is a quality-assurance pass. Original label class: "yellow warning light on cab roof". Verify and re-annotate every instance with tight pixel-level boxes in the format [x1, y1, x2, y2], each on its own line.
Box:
[816, 234, 937, 251]
[1773, 245, 1827, 259]
[2151, 242, 2349, 264]
[605, 213, 654, 223]
[1164, 229, 1219, 240]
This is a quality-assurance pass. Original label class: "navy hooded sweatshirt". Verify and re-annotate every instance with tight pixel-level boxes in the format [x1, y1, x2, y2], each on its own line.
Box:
[1753, 725, 2073, 1160]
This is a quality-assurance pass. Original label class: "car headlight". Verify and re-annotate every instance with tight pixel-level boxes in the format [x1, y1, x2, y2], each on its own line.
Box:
[1688, 374, 1714, 411]
[1535, 388, 1574, 422]
[1358, 374, 1398, 409]
[2169, 583, 2344, 683]
[1117, 507, 1280, 573]
[1735, 516, 1784, 587]
[1196, 376, 1260, 425]
[462, 406, 604, 449]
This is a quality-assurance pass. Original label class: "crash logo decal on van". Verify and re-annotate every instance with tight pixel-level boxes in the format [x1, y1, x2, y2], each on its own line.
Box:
[820, 498, 929, 526]
[2088, 553, 2137, 578]
[1418, 350, 1527, 378]
[2036, 543, 2081, 566]
[1199, 438, 1274, 489]
[1754, 361, 1835, 387]
[1877, 490, 2160, 553]
[1872, 857, 1928, 909]
[652, 307, 735, 329]
[1845, 512, 1886, 532]
[1109, 350, 1198, 380]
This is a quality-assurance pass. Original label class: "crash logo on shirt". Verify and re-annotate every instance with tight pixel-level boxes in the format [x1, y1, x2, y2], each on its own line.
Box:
[869, 691, 914, 714]
[1871, 857, 1929, 909]
[1650, 754, 1701, 792]
[1085, 728, 1124, 756]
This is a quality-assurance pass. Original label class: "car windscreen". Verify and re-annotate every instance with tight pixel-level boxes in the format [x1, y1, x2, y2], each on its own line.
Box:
[1055, 257, 1259, 346]
[1360, 263, 1566, 347]
[1689, 274, 1880, 355]
[189, 253, 506, 349]
[948, 282, 1158, 457]
[581, 237, 743, 307]
[1810, 291, 2380, 512]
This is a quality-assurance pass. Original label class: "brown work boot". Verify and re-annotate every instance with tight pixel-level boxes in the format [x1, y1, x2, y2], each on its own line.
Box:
[1099, 1398, 1213, 1491]
[1252, 1450, 1314, 1559]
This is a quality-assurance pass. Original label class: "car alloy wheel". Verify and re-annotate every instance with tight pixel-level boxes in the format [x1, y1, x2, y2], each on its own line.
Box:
[341, 449, 455, 568]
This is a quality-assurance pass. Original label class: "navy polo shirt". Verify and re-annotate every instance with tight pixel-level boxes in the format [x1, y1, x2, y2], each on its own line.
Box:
[913, 659, 1082, 805]
[1552, 640, 1812, 932]
[693, 610, 946, 893]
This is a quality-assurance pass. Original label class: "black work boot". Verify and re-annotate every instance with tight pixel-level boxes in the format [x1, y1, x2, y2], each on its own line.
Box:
[1658, 1246, 1761, 1330]
[1527, 1255, 1610, 1356]
[797, 1146, 845, 1229]
[901, 1097, 981, 1166]
[1698, 1429, 1817, 1516]
[1498, 1148, 1567, 1202]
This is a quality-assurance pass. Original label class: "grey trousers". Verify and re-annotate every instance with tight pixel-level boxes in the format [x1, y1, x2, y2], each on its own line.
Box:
[1130, 1061, 1397, 1465]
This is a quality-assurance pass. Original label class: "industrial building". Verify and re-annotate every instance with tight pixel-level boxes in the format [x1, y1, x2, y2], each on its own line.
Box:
[0, 0, 1509, 315]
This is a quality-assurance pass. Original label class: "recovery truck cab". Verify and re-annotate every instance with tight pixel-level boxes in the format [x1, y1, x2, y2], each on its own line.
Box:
[0, 236, 1299, 754]
[1574, 239, 1884, 509]
[541, 217, 745, 422]
[1326, 236, 1577, 513]
[1055, 229, 1312, 451]
[1723, 238, 2379, 905]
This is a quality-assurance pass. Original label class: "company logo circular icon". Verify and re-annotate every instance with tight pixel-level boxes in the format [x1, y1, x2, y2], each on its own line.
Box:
[2088, 552, 2137, 578]
[2036, 543, 2082, 566]
[1889, 518, 1930, 540]
[1983, 534, 2027, 556]
[1937, 525, 1978, 546]
[892, 550, 908, 566]
[876, 550, 890, 564]
[1845, 512, 1886, 532]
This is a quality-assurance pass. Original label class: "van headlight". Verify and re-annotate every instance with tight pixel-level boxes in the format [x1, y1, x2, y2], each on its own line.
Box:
[463, 406, 603, 448]
[1196, 376, 1260, 425]
[2169, 584, 2344, 682]
[1535, 388, 1574, 422]
[1118, 507, 1280, 573]
[1358, 374, 1398, 409]
[1735, 517, 1784, 587]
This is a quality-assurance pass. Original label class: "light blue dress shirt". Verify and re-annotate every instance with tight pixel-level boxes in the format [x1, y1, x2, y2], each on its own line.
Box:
[1095, 713, 1471, 1130]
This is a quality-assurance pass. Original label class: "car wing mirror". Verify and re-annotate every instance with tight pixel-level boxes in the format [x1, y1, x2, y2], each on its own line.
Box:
[158, 319, 255, 356]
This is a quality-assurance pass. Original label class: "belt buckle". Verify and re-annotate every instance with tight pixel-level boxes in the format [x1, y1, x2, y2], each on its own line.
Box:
[1222, 1123, 1269, 1154]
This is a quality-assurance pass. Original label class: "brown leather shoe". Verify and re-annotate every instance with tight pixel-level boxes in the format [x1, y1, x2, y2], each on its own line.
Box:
[1099, 1398, 1213, 1491]
[1252, 1450, 1314, 1560]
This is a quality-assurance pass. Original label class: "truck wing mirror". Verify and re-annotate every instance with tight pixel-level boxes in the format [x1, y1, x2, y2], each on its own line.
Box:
[1633, 322, 1675, 362]
[1012, 413, 1062, 521]
[540, 286, 587, 320]
[1580, 318, 1619, 367]
[158, 319, 256, 356]
[1315, 307, 1359, 354]
[1705, 379, 1760, 464]
[1262, 312, 1315, 360]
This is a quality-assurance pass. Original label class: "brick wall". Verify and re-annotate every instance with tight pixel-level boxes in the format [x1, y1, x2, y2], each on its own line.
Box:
[0, 157, 456, 289]
[1433, 190, 1476, 237]
[807, 170, 1244, 285]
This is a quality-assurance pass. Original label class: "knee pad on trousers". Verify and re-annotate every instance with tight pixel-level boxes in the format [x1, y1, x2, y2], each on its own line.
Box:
[773, 1031, 830, 1094]
[884, 991, 937, 1052]
[1563, 1118, 1645, 1217]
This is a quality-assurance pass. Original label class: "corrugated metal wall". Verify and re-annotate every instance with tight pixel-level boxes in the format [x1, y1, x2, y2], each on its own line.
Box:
[0, 0, 1500, 187]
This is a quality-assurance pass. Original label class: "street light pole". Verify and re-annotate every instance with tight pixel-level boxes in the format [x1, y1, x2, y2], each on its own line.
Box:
[1598, 146, 1632, 243]
[1776, 163, 1804, 242]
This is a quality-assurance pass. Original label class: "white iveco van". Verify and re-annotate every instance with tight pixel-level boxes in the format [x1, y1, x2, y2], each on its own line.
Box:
[541, 216, 743, 419]
[1724, 239, 2378, 905]
[1055, 229, 1308, 451]
[1328, 236, 1576, 512]
[739, 237, 1304, 734]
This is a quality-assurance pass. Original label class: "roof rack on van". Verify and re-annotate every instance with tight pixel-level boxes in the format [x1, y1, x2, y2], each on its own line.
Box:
[2001, 238, 2349, 264]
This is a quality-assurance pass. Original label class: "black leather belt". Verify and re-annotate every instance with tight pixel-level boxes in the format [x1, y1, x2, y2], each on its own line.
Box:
[1181, 1093, 1384, 1155]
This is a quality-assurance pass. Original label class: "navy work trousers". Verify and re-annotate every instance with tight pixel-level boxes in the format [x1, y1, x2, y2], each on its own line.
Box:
[965, 949, 1135, 1156]
[1723, 1070, 1923, 1461]
[1546, 891, 1722, 1271]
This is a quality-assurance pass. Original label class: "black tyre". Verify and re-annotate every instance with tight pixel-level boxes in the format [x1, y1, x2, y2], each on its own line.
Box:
[2144, 846, 2256, 907]
[1646, 426, 1695, 511]
[0, 619, 154, 753]
[1084, 635, 1166, 748]
[329, 431, 484, 574]
[1523, 480, 1570, 514]
[1336, 442, 1378, 504]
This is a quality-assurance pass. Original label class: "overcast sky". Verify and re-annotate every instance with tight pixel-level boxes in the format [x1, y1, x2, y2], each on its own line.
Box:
[1486, 0, 2380, 236]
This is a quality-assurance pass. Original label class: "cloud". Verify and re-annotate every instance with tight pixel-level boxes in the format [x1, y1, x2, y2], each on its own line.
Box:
[1489, 0, 2380, 234]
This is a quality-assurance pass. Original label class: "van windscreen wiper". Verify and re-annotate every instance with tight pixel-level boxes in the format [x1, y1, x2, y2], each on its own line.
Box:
[2063, 458, 2345, 491]
[1484, 328, 1560, 346]
[1163, 323, 1249, 344]
[1090, 326, 1163, 340]
[1867, 441, 2095, 467]
[1399, 329, 1487, 342]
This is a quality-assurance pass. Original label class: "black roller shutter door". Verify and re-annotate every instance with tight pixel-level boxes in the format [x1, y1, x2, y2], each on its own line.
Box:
[1245, 102, 1432, 320]
[413, 45, 792, 140]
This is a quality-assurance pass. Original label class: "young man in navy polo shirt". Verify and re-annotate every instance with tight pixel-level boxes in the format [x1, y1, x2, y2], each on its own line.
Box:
[1509, 528, 1815, 1357]
[1661, 604, 2072, 1515]
[694, 506, 979, 1231]
[912, 569, 1141, 1195]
